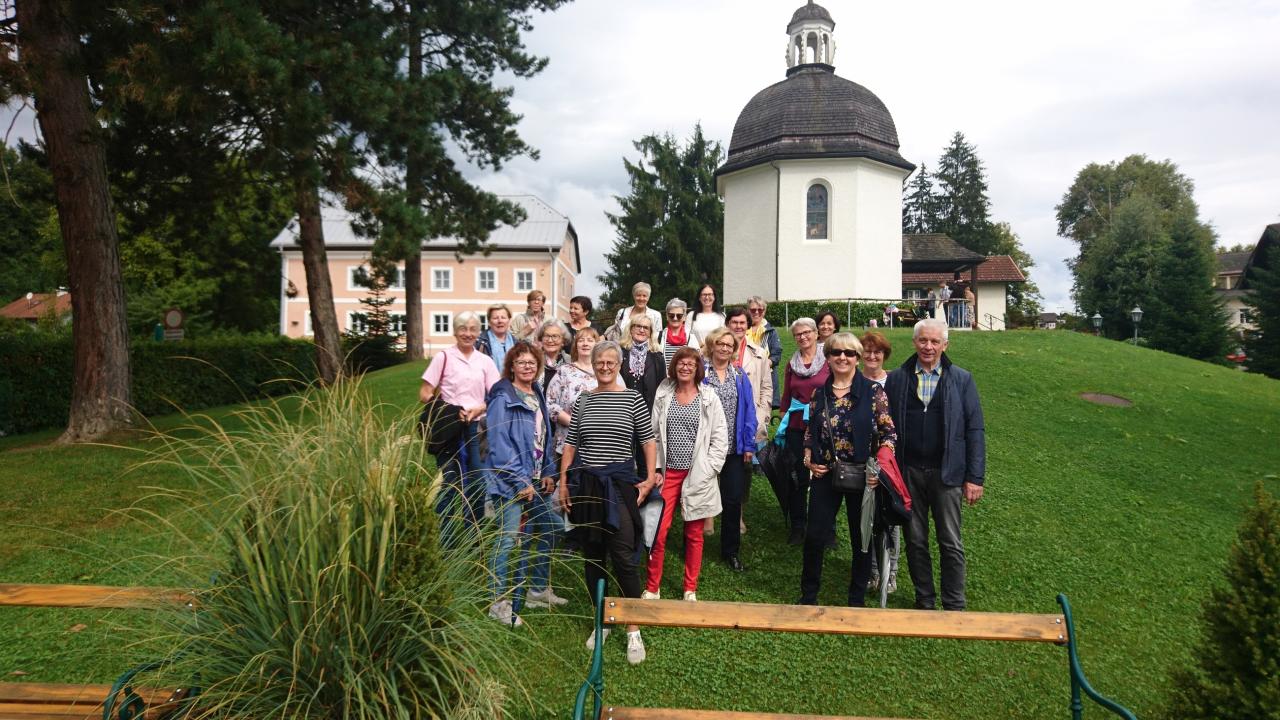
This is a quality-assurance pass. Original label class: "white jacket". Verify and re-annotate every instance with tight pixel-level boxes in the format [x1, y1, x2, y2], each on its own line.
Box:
[651, 380, 728, 521]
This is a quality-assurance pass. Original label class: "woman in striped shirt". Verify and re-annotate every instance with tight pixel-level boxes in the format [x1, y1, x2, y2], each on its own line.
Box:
[557, 340, 659, 665]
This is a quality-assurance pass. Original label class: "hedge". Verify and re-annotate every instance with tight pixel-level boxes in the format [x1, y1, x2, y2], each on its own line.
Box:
[763, 300, 890, 330]
[0, 333, 318, 435]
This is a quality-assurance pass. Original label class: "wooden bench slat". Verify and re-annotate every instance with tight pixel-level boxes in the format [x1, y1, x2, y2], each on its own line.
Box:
[0, 702, 102, 718]
[0, 682, 174, 706]
[602, 598, 1068, 644]
[0, 584, 192, 610]
[603, 707, 916, 720]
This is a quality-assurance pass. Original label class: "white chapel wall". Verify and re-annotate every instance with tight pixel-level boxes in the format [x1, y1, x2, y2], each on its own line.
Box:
[722, 165, 780, 305]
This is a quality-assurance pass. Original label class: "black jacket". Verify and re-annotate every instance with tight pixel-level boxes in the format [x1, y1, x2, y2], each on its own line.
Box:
[619, 349, 665, 411]
[884, 352, 985, 487]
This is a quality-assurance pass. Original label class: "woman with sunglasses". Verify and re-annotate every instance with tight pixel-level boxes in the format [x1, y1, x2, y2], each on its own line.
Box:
[658, 297, 700, 368]
[778, 317, 830, 546]
[798, 332, 897, 607]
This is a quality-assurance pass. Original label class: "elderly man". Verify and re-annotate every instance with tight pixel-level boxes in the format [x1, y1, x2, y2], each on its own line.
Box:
[884, 318, 985, 611]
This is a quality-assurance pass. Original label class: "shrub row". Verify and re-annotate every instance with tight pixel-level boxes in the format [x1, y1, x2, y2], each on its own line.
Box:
[0, 333, 318, 435]
[764, 300, 892, 330]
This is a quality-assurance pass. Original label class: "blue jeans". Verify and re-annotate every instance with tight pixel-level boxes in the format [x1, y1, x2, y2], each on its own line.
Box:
[434, 421, 485, 546]
[489, 490, 563, 598]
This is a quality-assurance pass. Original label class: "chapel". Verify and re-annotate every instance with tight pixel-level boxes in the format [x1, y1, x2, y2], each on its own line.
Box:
[717, 1, 913, 304]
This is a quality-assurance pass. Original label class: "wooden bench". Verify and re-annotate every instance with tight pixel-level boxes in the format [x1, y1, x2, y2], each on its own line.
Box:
[572, 581, 1137, 720]
[0, 584, 195, 720]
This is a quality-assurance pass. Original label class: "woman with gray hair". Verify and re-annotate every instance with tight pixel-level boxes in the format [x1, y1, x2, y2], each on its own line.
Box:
[612, 281, 663, 336]
[535, 319, 571, 391]
[778, 317, 830, 546]
[658, 297, 700, 368]
[558, 340, 660, 665]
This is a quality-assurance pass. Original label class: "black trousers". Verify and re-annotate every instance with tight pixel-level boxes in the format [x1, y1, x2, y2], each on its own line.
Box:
[581, 480, 644, 608]
[785, 427, 810, 529]
[799, 476, 872, 606]
[718, 453, 748, 558]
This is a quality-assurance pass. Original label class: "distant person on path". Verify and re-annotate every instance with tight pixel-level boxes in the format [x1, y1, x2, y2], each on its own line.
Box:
[745, 296, 783, 407]
[702, 327, 758, 572]
[511, 289, 547, 340]
[419, 311, 500, 534]
[658, 297, 700, 367]
[884, 318, 986, 611]
[477, 304, 516, 369]
[689, 284, 726, 343]
[643, 347, 728, 602]
[963, 283, 976, 328]
[946, 276, 963, 328]
[779, 317, 831, 546]
[483, 341, 559, 627]
[613, 282, 663, 337]
[798, 332, 897, 606]
[558, 340, 659, 665]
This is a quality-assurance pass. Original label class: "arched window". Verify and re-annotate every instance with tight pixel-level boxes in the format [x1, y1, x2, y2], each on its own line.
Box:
[806, 184, 828, 239]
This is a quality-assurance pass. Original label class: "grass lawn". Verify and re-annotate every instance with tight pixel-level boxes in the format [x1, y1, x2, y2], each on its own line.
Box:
[2, 329, 1278, 718]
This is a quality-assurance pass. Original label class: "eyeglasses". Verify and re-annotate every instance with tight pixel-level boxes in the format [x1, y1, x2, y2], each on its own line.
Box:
[749, 307, 765, 314]
[676, 362, 698, 371]
[794, 329, 815, 338]
[514, 360, 538, 368]
[699, 292, 714, 297]
[827, 349, 860, 358]
[632, 325, 651, 332]
[715, 341, 736, 349]
[594, 361, 618, 369]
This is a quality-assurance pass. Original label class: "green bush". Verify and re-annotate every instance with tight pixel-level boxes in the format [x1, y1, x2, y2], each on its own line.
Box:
[342, 332, 407, 375]
[763, 299, 889, 330]
[0, 333, 316, 435]
[137, 381, 518, 719]
[1167, 482, 1280, 719]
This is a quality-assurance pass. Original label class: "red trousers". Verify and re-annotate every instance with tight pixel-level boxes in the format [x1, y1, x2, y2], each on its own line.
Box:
[645, 468, 705, 593]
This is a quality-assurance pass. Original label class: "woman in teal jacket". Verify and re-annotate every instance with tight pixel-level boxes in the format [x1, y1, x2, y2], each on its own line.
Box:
[484, 341, 560, 627]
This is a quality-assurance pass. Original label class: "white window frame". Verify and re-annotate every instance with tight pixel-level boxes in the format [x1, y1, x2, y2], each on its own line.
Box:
[431, 312, 453, 336]
[389, 312, 406, 335]
[476, 267, 498, 293]
[346, 311, 369, 334]
[388, 265, 405, 290]
[347, 264, 370, 291]
[431, 267, 453, 292]
[514, 268, 536, 293]
[304, 312, 313, 337]
[479, 313, 489, 332]
[804, 180, 833, 243]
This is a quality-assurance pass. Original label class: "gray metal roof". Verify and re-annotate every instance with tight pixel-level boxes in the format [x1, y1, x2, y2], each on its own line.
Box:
[718, 66, 912, 177]
[269, 195, 580, 272]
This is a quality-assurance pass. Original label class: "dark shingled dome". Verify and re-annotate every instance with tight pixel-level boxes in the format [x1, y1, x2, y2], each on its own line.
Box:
[718, 66, 913, 177]
[788, 1, 833, 31]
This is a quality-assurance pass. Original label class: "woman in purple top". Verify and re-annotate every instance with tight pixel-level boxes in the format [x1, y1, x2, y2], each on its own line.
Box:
[778, 317, 831, 546]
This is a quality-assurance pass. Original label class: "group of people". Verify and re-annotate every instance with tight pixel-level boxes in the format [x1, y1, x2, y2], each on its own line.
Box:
[417, 282, 986, 666]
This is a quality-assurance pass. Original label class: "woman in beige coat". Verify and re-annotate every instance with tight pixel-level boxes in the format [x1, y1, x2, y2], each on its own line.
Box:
[642, 346, 728, 601]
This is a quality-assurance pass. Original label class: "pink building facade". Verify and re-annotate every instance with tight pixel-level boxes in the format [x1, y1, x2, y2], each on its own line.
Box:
[273, 195, 581, 354]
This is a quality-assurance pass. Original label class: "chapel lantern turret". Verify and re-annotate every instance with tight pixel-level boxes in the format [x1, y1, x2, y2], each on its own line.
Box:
[785, 1, 836, 70]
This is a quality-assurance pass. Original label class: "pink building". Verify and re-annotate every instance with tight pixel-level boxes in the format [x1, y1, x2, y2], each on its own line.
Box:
[272, 195, 581, 353]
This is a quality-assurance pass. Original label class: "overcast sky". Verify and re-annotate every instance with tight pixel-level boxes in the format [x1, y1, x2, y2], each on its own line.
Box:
[470, 0, 1280, 313]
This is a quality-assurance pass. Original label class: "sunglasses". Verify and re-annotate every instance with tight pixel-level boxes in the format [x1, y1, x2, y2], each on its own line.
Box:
[668, 313, 684, 319]
[827, 349, 860, 358]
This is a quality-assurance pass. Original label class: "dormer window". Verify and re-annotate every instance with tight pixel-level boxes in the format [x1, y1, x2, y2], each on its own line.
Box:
[807, 183, 829, 239]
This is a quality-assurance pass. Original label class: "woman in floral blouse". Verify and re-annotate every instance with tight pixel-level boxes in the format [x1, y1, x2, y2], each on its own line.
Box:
[546, 327, 603, 457]
[797, 332, 897, 607]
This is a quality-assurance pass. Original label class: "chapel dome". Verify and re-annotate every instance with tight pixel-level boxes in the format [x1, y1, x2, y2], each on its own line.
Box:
[788, 2, 833, 31]
[718, 66, 913, 177]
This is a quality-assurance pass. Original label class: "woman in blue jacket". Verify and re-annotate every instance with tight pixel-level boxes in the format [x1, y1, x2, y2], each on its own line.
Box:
[701, 327, 758, 573]
[484, 341, 560, 627]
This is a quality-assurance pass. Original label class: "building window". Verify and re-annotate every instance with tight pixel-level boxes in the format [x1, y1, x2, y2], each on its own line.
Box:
[347, 311, 369, 334]
[389, 313, 406, 334]
[477, 268, 497, 292]
[348, 264, 371, 291]
[479, 314, 489, 332]
[1241, 309, 1253, 325]
[806, 183, 828, 239]
[304, 312, 313, 336]
[432, 312, 452, 335]
[388, 266, 405, 290]
[431, 267, 452, 291]
[515, 269, 535, 292]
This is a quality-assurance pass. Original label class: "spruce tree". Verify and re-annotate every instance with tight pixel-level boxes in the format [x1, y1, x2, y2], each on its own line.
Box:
[1169, 483, 1280, 719]
[598, 125, 724, 315]
[1244, 238, 1280, 378]
[902, 163, 938, 233]
[934, 132, 996, 255]
[1147, 209, 1228, 361]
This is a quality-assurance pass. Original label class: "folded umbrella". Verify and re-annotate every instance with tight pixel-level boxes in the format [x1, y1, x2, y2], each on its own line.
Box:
[755, 439, 790, 519]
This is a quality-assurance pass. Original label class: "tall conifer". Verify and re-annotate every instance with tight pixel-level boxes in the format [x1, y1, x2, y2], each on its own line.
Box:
[934, 132, 996, 255]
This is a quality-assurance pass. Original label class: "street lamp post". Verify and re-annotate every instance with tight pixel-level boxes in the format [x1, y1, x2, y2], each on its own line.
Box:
[1130, 306, 1144, 345]
[1091, 312, 1102, 336]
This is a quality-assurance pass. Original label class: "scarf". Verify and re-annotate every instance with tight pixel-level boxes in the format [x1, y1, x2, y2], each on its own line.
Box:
[628, 344, 647, 377]
[745, 323, 765, 347]
[665, 324, 687, 347]
[788, 346, 826, 378]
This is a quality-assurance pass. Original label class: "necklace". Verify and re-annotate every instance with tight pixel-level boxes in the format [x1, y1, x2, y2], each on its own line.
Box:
[832, 383, 852, 390]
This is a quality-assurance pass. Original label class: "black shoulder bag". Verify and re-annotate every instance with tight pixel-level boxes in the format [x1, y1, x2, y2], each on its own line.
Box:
[417, 351, 464, 455]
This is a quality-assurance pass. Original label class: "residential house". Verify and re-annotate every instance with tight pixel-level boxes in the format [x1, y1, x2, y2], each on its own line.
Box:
[272, 195, 581, 354]
[0, 291, 71, 326]
[1036, 313, 1060, 330]
[1220, 222, 1280, 338]
[901, 234, 1026, 330]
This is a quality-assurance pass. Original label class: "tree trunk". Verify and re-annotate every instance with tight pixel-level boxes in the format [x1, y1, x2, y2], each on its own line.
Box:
[17, 0, 133, 443]
[294, 177, 343, 384]
[401, 1, 425, 361]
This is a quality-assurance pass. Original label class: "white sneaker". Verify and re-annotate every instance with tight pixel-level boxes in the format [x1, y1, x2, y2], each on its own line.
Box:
[487, 600, 523, 627]
[868, 573, 880, 590]
[526, 587, 569, 608]
[683, 591, 697, 602]
[626, 630, 646, 665]
[585, 627, 611, 650]
[641, 590, 661, 600]
[887, 575, 898, 594]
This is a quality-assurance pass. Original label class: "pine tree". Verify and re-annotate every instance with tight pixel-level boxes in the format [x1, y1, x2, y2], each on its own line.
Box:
[902, 163, 938, 233]
[934, 132, 996, 254]
[598, 125, 724, 315]
[1169, 483, 1280, 719]
[1147, 209, 1228, 361]
[1244, 238, 1280, 378]
[352, 266, 397, 338]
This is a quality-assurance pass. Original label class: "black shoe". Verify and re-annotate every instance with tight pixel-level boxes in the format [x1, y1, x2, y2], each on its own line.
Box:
[796, 597, 817, 606]
[787, 526, 805, 546]
[824, 533, 837, 551]
[725, 555, 746, 573]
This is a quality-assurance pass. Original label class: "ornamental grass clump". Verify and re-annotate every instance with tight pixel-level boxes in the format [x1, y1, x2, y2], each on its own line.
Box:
[133, 380, 519, 719]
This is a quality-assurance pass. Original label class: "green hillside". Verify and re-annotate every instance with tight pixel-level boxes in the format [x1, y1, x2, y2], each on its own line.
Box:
[1, 329, 1277, 719]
